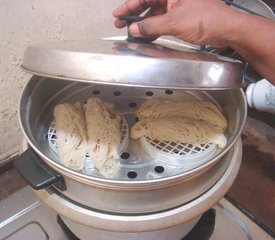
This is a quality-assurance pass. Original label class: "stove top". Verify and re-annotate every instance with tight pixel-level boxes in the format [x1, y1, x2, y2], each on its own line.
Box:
[0, 187, 273, 240]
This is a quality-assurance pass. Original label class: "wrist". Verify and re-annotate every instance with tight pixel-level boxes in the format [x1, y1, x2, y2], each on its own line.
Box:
[201, 3, 249, 47]
[219, 8, 255, 49]
[220, 9, 244, 43]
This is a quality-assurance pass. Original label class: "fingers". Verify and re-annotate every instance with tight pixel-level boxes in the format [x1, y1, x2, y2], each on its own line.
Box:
[114, 5, 151, 28]
[167, 0, 180, 11]
[113, 0, 149, 28]
[113, 0, 166, 28]
[114, 18, 127, 29]
[113, 0, 154, 17]
[144, 4, 166, 18]
[129, 13, 173, 37]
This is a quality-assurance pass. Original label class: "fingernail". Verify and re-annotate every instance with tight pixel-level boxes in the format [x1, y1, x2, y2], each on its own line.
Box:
[129, 23, 140, 36]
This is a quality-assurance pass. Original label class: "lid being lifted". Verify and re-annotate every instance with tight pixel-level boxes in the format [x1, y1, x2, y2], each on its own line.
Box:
[22, 37, 244, 90]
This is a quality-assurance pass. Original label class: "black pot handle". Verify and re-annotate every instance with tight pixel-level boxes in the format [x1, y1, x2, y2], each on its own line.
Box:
[14, 148, 66, 191]
[117, 16, 154, 43]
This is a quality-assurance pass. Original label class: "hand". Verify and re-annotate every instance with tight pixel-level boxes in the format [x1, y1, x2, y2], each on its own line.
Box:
[113, 0, 275, 85]
[113, 0, 237, 48]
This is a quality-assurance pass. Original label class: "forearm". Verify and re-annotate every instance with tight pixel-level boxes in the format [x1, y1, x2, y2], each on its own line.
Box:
[223, 11, 275, 85]
[113, 0, 275, 85]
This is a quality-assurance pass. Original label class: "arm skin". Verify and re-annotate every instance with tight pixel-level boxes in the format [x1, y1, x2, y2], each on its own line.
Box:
[113, 0, 275, 85]
[225, 12, 275, 85]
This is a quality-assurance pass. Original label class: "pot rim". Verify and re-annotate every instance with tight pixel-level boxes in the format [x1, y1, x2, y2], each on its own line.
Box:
[18, 77, 247, 189]
[33, 139, 242, 232]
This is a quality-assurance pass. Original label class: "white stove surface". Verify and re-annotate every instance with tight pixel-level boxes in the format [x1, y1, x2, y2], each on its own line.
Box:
[0, 186, 273, 240]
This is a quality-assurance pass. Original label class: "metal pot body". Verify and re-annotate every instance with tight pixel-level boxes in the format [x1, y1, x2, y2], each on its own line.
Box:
[33, 139, 242, 240]
[17, 76, 246, 213]
[60, 216, 199, 240]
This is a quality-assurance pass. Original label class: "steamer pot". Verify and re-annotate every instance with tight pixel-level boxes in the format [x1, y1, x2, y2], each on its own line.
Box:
[32, 139, 242, 240]
[14, 37, 246, 216]
[15, 75, 246, 213]
[14, 1, 274, 237]
[14, 36, 247, 239]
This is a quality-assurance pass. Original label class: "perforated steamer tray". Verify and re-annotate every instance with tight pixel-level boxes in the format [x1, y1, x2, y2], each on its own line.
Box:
[46, 84, 226, 180]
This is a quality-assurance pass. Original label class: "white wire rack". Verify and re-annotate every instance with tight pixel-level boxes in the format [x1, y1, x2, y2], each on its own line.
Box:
[140, 137, 217, 167]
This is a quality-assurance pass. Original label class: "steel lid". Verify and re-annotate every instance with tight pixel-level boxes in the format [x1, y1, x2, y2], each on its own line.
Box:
[22, 37, 244, 90]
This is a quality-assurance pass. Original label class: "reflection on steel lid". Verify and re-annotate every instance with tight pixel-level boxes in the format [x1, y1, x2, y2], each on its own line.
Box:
[21, 37, 244, 90]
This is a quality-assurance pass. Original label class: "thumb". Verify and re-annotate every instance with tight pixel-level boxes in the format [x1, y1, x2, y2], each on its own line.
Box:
[129, 14, 173, 37]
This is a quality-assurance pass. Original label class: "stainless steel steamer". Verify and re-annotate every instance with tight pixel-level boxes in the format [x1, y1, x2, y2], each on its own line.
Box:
[34, 139, 242, 240]
[15, 37, 247, 239]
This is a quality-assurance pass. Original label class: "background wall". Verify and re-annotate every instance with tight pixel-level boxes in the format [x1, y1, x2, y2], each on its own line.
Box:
[0, 0, 124, 163]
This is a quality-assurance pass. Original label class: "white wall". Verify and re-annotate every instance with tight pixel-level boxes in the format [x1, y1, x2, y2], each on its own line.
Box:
[0, 0, 124, 163]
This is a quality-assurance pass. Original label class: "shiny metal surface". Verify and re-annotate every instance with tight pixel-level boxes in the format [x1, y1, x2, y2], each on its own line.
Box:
[21, 38, 243, 90]
[19, 76, 247, 182]
[48, 149, 232, 213]
[1, 185, 274, 240]
[34, 139, 242, 234]
[18, 76, 246, 213]
[0, 187, 66, 239]
[61, 216, 199, 240]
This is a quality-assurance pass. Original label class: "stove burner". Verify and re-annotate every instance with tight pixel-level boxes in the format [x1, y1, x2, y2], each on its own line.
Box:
[56, 209, 216, 240]
[183, 209, 216, 240]
[57, 215, 79, 240]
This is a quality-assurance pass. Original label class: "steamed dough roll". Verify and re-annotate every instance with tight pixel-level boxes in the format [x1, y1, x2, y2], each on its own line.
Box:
[131, 117, 227, 148]
[85, 97, 121, 177]
[54, 102, 87, 170]
[136, 98, 227, 130]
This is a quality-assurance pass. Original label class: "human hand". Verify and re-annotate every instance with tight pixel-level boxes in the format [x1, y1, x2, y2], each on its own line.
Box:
[113, 0, 275, 84]
[113, 0, 238, 48]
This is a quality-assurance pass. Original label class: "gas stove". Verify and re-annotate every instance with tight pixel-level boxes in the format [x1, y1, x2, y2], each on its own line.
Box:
[0, 186, 273, 240]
